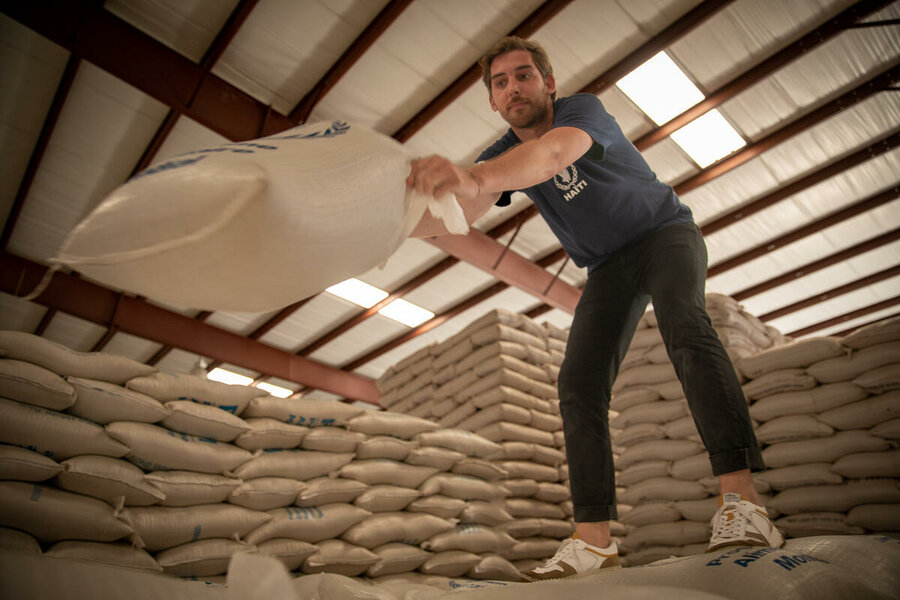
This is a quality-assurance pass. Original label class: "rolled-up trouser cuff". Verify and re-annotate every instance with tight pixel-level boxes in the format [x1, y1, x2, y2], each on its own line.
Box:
[709, 447, 766, 476]
[573, 504, 617, 523]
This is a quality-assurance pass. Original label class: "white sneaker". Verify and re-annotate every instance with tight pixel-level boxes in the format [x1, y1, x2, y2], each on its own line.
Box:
[707, 493, 785, 552]
[520, 534, 620, 582]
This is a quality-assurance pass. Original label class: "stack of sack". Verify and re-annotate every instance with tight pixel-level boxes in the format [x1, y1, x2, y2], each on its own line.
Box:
[739, 316, 900, 539]
[609, 294, 788, 566]
[376, 309, 587, 572]
[0, 330, 528, 582]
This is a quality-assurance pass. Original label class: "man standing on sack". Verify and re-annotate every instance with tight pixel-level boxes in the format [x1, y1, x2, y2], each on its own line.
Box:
[406, 36, 783, 581]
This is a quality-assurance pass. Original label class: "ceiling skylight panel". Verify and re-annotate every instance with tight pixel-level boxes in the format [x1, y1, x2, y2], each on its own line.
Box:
[617, 51, 747, 168]
[378, 299, 435, 328]
[325, 278, 389, 309]
[670, 110, 748, 168]
[616, 52, 704, 125]
[207, 368, 253, 386]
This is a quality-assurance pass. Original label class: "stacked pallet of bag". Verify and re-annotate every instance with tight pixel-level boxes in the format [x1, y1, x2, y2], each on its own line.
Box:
[337, 411, 523, 581]
[0, 330, 282, 577]
[611, 294, 787, 566]
[0, 330, 165, 574]
[739, 316, 900, 540]
[375, 309, 586, 572]
[0, 330, 528, 582]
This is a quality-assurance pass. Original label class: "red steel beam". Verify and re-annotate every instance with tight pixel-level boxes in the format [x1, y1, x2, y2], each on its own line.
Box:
[0, 252, 379, 404]
[787, 295, 900, 338]
[707, 184, 900, 277]
[701, 132, 900, 237]
[732, 228, 900, 302]
[426, 228, 580, 313]
[759, 264, 900, 322]
[831, 313, 898, 337]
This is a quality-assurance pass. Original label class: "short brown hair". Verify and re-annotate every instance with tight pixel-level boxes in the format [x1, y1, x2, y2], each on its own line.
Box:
[478, 36, 556, 101]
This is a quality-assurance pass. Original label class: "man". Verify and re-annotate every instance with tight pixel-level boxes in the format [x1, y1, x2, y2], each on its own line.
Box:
[407, 36, 783, 581]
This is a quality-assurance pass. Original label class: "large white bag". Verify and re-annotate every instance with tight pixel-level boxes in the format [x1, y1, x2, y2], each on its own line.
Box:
[51, 121, 467, 312]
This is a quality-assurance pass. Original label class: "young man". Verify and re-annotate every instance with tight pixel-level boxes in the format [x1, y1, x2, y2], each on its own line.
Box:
[407, 36, 783, 581]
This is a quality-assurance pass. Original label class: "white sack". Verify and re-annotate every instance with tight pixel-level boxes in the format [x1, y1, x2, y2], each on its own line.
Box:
[66, 377, 171, 424]
[0, 331, 156, 384]
[52, 121, 466, 312]
[105, 421, 252, 474]
[121, 504, 271, 551]
[0, 445, 62, 481]
[0, 398, 129, 460]
[0, 358, 75, 410]
[45, 540, 162, 573]
[0, 481, 133, 543]
[126, 372, 262, 415]
[233, 418, 309, 451]
[57, 455, 166, 507]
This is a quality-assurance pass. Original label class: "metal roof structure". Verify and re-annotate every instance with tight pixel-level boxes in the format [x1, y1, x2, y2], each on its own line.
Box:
[2, 0, 898, 406]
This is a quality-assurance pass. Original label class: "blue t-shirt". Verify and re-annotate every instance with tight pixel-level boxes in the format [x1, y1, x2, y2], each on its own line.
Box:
[477, 94, 693, 272]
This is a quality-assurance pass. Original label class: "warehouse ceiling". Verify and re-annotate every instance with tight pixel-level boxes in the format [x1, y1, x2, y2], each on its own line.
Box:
[1, 0, 898, 406]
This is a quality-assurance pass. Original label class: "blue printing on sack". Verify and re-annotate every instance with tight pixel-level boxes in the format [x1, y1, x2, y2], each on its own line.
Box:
[284, 506, 323, 520]
[131, 121, 352, 181]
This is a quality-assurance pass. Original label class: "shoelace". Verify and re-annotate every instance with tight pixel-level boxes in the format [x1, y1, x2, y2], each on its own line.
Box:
[539, 537, 577, 568]
[713, 505, 746, 539]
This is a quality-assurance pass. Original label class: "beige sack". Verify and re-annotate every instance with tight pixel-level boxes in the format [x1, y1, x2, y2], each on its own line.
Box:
[244, 503, 369, 545]
[0, 398, 128, 460]
[57, 455, 165, 507]
[0, 358, 75, 411]
[340, 511, 453, 548]
[144, 471, 242, 507]
[0, 445, 62, 482]
[67, 377, 170, 424]
[106, 421, 251, 474]
[0, 330, 156, 384]
[0, 481, 133, 543]
[161, 400, 251, 442]
[121, 503, 271, 551]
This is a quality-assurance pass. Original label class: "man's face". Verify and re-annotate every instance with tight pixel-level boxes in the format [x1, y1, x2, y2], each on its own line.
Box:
[488, 49, 556, 130]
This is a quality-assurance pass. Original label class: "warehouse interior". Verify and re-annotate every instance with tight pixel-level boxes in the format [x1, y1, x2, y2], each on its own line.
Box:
[1, 0, 899, 598]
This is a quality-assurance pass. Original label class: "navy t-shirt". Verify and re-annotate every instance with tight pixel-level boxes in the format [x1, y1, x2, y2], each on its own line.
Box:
[476, 94, 693, 272]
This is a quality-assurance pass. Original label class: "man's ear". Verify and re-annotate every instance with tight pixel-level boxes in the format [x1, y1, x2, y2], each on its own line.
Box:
[489, 94, 498, 112]
[545, 73, 557, 96]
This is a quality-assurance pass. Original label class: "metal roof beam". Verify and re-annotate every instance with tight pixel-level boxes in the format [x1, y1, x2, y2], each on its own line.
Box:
[732, 228, 900, 302]
[0, 251, 379, 404]
[787, 295, 900, 338]
[759, 265, 900, 322]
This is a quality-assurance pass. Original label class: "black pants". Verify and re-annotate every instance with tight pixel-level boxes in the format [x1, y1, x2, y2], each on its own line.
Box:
[558, 222, 764, 523]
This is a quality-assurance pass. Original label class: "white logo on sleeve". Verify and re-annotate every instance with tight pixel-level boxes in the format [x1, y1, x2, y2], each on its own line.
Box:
[554, 165, 587, 201]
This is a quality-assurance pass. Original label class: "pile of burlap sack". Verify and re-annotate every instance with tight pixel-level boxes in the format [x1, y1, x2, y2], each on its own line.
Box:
[376, 309, 581, 572]
[741, 316, 900, 539]
[0, 330, 538, 581]
[375, 297, 796, 566]
[1, 300, 896, 581]
[610, 300, 898, 565]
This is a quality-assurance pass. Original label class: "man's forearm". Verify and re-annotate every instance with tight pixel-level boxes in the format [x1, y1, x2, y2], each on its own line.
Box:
[468, 126, 593, 196]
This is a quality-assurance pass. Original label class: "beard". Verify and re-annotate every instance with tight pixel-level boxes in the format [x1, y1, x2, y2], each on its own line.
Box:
[502, 96, 551, 129]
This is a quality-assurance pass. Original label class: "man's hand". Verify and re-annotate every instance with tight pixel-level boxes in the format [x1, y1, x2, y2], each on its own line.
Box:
[406, 155, 480, 200]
